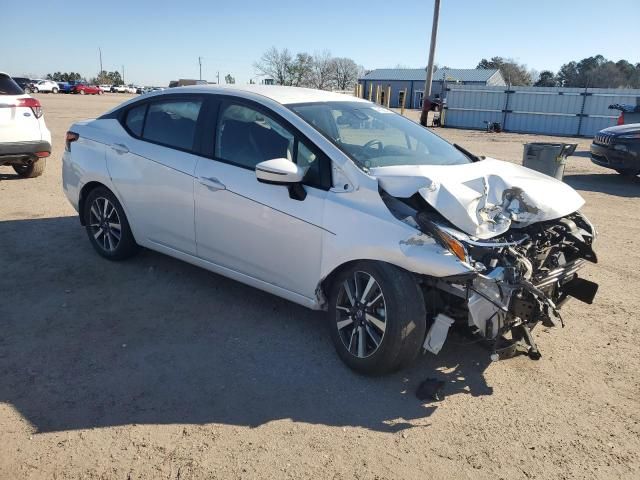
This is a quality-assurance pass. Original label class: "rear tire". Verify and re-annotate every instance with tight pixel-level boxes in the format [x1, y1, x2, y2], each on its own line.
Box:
[83, 187, 139, 261]
[52, 87, 58, 93]
[80, 89, 85, 95]
[33, 87, 39, 93]
[13, 158, 46, 178]
[328, 261, 427, 375]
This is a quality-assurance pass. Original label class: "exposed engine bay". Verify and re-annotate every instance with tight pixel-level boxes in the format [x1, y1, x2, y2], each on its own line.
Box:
[382, 187, 599, 360]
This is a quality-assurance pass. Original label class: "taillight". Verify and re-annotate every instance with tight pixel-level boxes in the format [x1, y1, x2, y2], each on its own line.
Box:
[65, 131, 79, 151]
[617, 113, 625, 125]
[16, 97, 43, 118]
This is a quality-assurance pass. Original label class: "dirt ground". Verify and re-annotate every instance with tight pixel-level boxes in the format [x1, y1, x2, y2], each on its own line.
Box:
[1, 93, 639, 480]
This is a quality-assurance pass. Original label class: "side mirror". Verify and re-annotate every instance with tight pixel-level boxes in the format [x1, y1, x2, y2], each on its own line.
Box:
[255, 158, 307, 201]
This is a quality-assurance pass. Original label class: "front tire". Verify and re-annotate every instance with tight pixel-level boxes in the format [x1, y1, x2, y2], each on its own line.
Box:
[13, 158, 46, 178]
[52, 87, 59, 93]
[80, 89, 85, 95]
[83, 187, 139, 260]
[328, 261, 427, 375]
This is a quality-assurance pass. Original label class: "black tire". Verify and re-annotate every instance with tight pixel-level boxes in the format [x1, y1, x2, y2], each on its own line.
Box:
[52, 87, 58, 94]
[328, 261, 427, 375]
[615, 168, 639, 177]
[33, 87, 39, 93]
[13, 158, 46, 178]
[83, 187, 139, 260]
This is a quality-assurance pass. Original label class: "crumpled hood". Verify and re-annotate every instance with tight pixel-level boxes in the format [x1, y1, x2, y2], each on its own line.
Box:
[371, 158, 585, 239]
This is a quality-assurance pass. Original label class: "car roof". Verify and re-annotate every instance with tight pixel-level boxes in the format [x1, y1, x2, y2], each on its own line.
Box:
[166, 85, 368, 106]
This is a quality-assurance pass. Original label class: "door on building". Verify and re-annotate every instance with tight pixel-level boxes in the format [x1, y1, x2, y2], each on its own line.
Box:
[398, 90, 406, 108]
[380, 89, 385, 106]
[414, 91, 424, 109]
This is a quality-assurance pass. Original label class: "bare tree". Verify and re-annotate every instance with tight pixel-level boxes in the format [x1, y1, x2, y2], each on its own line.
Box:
[254, 47, 294, 85]
[289, 52, 314, 87]
[309, 50, 334, 90]
[331, 57, 360, 90]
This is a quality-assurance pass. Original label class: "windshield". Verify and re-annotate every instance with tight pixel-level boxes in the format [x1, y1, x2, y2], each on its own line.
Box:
[289, 101, 470, 169]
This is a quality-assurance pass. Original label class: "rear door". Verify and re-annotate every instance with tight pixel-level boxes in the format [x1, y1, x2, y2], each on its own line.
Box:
[0, 74, 41, 143]
[106, 95, 205, 255]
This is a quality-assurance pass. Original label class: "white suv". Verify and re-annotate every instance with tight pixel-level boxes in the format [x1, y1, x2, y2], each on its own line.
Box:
[0, 73, 51, 178]
[62, 86, 598, 374]
[31, 79, 60, 94]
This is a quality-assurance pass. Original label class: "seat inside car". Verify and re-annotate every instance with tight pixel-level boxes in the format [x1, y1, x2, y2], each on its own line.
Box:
[219, 118, 290, 168]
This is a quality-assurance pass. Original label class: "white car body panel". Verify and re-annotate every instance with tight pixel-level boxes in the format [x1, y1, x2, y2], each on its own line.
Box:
[371, 159, 585, 239]
[106, 131, 199, 255]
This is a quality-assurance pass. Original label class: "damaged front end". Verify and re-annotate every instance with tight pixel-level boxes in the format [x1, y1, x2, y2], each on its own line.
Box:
[378, 162, 599, 361]
[425, 211, 599, 360]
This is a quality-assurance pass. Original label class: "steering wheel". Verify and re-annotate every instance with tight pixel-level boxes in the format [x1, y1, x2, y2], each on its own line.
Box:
[363, 139, 384, 151]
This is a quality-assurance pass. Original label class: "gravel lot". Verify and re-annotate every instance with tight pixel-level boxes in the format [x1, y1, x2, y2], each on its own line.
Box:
[1, 93, 639, 480]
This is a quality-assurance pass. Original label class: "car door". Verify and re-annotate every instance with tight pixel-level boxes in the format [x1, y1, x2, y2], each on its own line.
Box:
[194, 98, 331, 299]
[106, 96, 205, 255]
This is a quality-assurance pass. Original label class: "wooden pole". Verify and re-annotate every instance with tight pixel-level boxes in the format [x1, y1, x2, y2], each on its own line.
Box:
[368, 83, 373, 101]
[386, 86, 391, 108]
[375, 85, 380, 104]
[354, 83, 359, 97]
[400, 88, 407, 115]
[420, 0, 441, 126]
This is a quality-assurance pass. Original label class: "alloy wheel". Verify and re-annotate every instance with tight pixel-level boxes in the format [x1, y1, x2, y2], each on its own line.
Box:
[335, 271, 387, 358]
[88, 197, 122, 252]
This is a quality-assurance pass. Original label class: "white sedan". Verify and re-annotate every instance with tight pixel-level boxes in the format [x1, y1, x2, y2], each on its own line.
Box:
[62, 86, 598, 374]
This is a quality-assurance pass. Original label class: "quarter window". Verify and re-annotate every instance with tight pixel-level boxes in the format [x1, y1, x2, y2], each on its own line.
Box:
[142, 100, 202, 151]
[124, 104, 146, 137]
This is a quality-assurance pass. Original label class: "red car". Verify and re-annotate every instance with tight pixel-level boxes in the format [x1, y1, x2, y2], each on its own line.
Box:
[71, 83, 102, 95]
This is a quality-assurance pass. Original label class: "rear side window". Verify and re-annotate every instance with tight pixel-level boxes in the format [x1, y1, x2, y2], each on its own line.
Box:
[125, 104, 146, 137]
[143, 100, 202, 151]
[0, 75, 23, 95]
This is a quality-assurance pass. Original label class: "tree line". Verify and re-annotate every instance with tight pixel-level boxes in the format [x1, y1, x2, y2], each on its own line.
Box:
[45, 70, 125, 85]
[478, 55, 640, 88]
[254, 47, 364, 90]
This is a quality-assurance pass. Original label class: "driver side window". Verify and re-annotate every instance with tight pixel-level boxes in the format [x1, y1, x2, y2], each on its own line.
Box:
[215, 102, 331, 190]
[216, 104, 294, 169]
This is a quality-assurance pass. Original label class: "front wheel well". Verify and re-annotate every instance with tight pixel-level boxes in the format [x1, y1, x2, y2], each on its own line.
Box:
[78, 181, 108, 225]
[318, 260, 429, 310]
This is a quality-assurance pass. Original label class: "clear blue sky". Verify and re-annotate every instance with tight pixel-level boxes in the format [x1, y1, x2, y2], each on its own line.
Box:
[3, 0, 638, 86]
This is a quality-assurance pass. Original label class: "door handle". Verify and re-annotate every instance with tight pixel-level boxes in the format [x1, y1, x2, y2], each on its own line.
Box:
[198, 176, 226, 191]
[110, 143, 129, 154]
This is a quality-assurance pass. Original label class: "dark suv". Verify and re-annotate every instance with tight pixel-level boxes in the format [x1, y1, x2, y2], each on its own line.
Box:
[590, 123, 640, 177]
[11, 77, 33, 93]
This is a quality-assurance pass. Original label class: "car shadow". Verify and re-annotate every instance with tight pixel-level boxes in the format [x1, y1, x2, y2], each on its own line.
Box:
[0, 216, 494, 434]
[564, 172, 639, 197]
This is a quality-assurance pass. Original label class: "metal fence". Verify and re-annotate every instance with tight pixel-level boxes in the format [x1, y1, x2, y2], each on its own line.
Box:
[444, 85, 640, 137]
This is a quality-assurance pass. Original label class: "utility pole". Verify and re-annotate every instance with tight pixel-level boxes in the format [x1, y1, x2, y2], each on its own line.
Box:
[420, 0, 441, 126]
[122, 65, 125, 85]
[198, 56, 202, 81]
[98, 48, 103, 78]
[217, 71, 220, 85]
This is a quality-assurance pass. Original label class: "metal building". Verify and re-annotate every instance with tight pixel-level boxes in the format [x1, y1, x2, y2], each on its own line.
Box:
[357, 68, 506, 109]
[444, 84, 640, 137]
